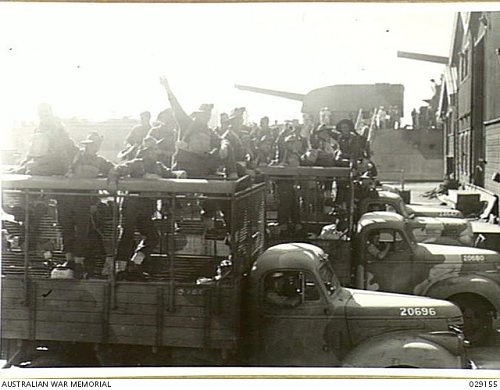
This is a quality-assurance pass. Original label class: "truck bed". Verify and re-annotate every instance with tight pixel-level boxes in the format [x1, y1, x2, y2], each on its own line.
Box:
[1, 276, 239, 350]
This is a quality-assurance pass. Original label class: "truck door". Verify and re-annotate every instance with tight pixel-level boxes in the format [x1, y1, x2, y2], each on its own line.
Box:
[362, 228, 414, 294]
[256, 270, 343, 366]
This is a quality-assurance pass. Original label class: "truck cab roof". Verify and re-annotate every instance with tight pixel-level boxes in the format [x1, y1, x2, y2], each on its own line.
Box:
[251, 243, 328, 277]
[357, 211, 406, 231]
[1, 173, 253, 195]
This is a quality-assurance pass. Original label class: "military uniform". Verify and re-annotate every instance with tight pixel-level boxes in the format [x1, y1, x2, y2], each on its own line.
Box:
[10, 119, 78, 252]
[112, 150, 179, 277]
[57, 134, 115, 277]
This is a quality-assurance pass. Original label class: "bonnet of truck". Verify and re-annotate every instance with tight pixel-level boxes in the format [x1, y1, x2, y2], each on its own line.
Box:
[406, 204, 464, 218]
[417, 243, 500, 275]
[409, 217, 474, 246]
[343, 288, 464, 344]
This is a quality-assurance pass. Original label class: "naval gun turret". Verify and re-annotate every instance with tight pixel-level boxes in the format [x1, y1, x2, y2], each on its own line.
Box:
[235, 83, 404, 121]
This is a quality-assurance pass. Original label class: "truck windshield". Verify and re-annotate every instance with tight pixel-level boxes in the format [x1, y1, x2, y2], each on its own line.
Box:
[319, 262, 339, 295]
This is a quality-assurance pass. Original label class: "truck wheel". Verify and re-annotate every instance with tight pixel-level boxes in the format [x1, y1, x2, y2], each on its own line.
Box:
[450, 295, 493, 346]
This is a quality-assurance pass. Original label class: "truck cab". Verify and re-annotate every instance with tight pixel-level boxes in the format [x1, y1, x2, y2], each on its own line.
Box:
[354, 212, 500, 344]
[247, 243, 468, 368]
[359, 191, 474, 246]
[364, 211, 474, 247]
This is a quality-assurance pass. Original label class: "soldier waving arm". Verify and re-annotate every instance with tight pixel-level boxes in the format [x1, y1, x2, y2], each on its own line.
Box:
[160, 77, 192, 138]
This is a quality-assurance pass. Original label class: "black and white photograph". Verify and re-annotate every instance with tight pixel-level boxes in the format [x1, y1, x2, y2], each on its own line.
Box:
[1, 1, 500, 382]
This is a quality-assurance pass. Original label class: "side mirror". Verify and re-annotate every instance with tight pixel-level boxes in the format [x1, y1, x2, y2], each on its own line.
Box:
[474, 234, 486, 248]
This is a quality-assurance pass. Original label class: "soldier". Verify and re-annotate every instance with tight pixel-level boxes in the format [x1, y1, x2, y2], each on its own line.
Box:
[251, 116, 272, 140]
[411, 108, 419, 129]
[159, 77, 235, 178]
[356, 157, 378, 178]
[309, 125, 339, 167]
[300, 113, 314, 146]
[214, 112, 230, 136]
[12, 103, 78, 176]
[276, 134, 303, 235]
[108, 136, 185, 280]
[8, 103, 78, 252]
[253, 135, 275, 167]
[227, 107, 254, 165]
[118, 111, 152, 161]
[334, 119, 369, 164]
[376, 106, 387, 129]
[473, 158, 487, 187]
[265, 272, 300, 308]
[58, 132, 115, 278]
[147, 109, 177, 168]
[366, 231, 390, 260]
[318, 107, 334, 127]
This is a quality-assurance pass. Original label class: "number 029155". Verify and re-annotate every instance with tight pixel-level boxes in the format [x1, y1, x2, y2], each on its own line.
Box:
[469, 381, 498, 388]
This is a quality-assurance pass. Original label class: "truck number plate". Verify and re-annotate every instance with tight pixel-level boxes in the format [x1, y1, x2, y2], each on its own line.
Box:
[400, 307, 437, 316]
[439, 212, 458, 217]
[177, 288, 205, 296]
[462, 255, 485, 262]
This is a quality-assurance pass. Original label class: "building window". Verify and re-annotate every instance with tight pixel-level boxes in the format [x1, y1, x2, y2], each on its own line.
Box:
[460, 49, 469, 81]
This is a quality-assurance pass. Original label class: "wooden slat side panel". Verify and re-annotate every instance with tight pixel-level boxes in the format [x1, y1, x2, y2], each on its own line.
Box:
[161, 328, 236, 348]
[1, 308, 30, 320]
[36, 300, 102, 312]
[34, 283, 106, 302]
[112, 303, 157, 315]
[35, 322, 103, 342]
[2, 279, 30, 339]
[36, 311, 103, 324]
[2, 278, 240, 349]
[115, 292, 158, 305]
[33, 281, 106, 317]
[2, 287, 27, 299]
[107, 324, 156, 346]
[109, 314, 156, 326]
[1, 319, 29, 339]
[1, 296, 27, 308]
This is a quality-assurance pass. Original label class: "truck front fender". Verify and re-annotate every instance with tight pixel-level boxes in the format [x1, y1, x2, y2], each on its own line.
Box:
[420, 275, 500, 312]
[341, 331, 464, 368]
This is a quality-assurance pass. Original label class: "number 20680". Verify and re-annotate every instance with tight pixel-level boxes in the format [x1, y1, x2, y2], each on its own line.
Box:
[400, 307, 437, 316]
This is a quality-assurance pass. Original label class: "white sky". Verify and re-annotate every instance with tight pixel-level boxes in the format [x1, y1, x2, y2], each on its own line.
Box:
[0, 2, 498, 130]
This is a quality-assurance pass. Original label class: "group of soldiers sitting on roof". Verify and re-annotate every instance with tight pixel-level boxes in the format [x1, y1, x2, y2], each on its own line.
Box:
[3, 78, 379, 280]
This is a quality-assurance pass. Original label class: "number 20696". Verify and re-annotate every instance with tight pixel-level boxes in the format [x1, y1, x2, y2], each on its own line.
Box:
[400, 307, 437, 316]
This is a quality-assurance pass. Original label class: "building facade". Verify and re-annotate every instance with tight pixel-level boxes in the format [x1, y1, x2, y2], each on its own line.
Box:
[440, 11, 500, 194]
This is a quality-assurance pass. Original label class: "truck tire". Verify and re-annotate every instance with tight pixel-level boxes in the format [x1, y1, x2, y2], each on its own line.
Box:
[449, 294, 493, 346]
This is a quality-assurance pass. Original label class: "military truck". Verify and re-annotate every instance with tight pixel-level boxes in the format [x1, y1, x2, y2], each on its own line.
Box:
[322, 211, 500, 346]
[260, 166, 473, 247]
[369, 211, 474, 247]
[356, 187, 500, 251]
[0, 174, 469, 368]
[258, 166, 500, 345]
